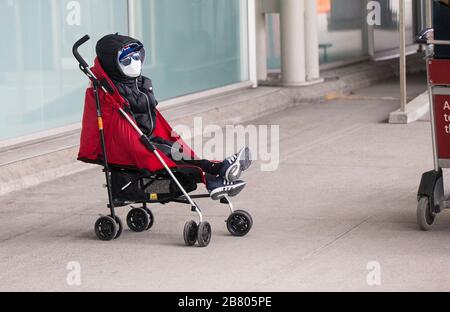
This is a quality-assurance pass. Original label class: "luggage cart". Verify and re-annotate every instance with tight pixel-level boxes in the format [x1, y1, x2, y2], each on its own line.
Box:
[416, 30, 450, 230]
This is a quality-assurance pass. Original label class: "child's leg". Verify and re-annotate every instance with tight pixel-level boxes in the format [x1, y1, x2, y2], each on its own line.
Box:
[152, 137, 251, 182]
[180, 159, 221, 175]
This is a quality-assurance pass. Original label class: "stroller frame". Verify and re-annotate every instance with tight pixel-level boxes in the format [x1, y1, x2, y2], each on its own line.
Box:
[73, 36, 252, 247]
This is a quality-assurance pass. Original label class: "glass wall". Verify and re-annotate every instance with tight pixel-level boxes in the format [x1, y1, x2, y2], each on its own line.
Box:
[0, 0, 128, 141]
[374, 0, 415, 53]
[266, 14, 281, 70]
[317, 0, 367, 64]
[0, 0, 249, 142]
[132, 0, 249, 100]
[266, 0, 367, 68]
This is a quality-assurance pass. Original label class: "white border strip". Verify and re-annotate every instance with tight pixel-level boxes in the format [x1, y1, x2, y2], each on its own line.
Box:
[433, 87, 450, 96]
[439, 159, 450, 169]
[239, 0, 249, 82]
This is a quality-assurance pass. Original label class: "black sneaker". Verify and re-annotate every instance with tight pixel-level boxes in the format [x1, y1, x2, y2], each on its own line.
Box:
[207, 177, 246, 201]
[219, 147, 252, 182]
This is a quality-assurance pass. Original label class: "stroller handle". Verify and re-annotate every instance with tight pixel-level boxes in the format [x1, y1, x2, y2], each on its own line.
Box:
[73, 35, 91, 69]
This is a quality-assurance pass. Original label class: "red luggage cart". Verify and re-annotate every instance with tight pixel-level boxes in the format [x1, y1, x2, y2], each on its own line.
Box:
[417, 33, 450, 230]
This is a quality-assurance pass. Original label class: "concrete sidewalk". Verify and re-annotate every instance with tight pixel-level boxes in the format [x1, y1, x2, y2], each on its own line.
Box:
[2, 73, 449, 292]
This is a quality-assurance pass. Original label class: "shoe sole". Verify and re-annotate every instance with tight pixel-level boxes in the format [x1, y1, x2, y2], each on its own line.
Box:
[209, 182, 246, 201]
[225, 148, 252, 183]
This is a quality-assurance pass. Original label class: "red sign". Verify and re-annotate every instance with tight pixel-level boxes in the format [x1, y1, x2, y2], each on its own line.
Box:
[434, 94, 450, 159]
[429, 59, 450, 85]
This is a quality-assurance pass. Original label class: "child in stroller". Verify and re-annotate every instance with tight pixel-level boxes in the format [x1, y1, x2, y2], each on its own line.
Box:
[74, 34, 253, 247]
[96, 34, 251, 200]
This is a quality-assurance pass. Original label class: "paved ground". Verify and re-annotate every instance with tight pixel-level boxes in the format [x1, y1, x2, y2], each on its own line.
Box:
[2, 73, 448, 292]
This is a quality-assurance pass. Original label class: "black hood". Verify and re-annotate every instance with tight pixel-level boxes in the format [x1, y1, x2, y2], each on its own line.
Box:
[96, 34, 143, 83]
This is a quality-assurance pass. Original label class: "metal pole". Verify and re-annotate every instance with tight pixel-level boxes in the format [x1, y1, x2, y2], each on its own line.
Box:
[365, 0, 375, 59]
[280, 0, 306, 85]
[426, 0, 433, 28]
[255, 0, 268, 82]
[94, 83, 116, 218]
[399, 0, 407, 113]
[127, 0, 136, 37]
[248, 0, 258, 88]
[304, 0, 320, 81]
[427, 62, 440, 171]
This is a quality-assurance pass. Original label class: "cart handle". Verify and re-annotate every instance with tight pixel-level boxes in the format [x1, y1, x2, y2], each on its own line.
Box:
[416, 28, 450, 46]
[428, 39, 450, 46]
[72, 34, 103, 88]
[73, 35, 91, 69]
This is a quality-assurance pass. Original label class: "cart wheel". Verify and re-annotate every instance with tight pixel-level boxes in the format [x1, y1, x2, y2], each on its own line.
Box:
[144, 208, 155, 231]
[417, 197, 436, 231]
[112, 215, 123, 239]
[227, 210, 253, 237]
[197, 222, 212, 248]
[95, 216, 118, 241]
[127, 208, 150, 232]
[183, 220, 198, 246]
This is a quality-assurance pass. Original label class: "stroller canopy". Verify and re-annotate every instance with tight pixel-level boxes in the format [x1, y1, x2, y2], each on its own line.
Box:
[78, 58, 196, 172]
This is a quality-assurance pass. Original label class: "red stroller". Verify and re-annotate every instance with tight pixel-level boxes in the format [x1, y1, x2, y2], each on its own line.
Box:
[73, 35, 253, 247]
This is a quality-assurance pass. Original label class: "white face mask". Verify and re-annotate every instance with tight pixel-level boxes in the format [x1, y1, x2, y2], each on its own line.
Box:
[119, 59, 142, 78]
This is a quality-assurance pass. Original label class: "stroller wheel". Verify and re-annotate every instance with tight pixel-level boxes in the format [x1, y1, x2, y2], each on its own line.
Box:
[127, 208, 150, 233]
[197, 222, 212, 247]
[184, 220, 198, 246]
[417, 197, 436, 231]
[95, 216, 118, 241]
[144, 208, 155, 231]
[227, 210, 253, 237]
[112, 215, 123, 239]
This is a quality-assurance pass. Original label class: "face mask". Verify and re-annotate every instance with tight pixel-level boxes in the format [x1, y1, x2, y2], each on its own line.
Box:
[119, 58, 142, 78]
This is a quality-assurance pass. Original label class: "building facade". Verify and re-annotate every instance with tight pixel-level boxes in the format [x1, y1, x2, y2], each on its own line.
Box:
[263, 0, 425, 74]
[0, 0, 426, 143]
